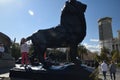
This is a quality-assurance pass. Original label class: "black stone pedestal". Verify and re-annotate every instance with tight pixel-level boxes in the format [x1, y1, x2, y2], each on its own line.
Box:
[9, 63, 94, 80]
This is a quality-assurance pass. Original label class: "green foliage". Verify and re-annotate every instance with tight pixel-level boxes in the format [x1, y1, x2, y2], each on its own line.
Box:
[112, 50, 120, 62]
[94, 53, 101, 62]
[111, 50, 117, 56]
[78, 44, 88, 60]
[98, 47, 110, 63]
[29, 44, 34, 56]
[117, 63, 120, 67]
[100, 52, 108, 61]
[47, 48, 67, 62]
[10, 43, 21, 60]
[101, 47, 109, 54]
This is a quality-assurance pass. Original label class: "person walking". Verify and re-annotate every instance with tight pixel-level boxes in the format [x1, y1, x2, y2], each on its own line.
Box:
[101, 60, 108, 80]
[109, 61, 117, 80]
[20, 38, 29, 67]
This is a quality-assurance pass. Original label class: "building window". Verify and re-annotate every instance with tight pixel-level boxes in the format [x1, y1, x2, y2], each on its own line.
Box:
[112, 44, 114, 50]
[116, 44, 118, 51]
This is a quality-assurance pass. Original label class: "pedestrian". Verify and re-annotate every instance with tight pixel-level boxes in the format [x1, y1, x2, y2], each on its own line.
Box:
[101, 60, 108, 80]
[109, 61, 116, 80]
[0, 43, 5, 58]
[20, 38, 29, 67]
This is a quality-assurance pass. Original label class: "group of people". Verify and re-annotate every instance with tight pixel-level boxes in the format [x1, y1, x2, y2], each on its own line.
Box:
[101, 60, 117, 80]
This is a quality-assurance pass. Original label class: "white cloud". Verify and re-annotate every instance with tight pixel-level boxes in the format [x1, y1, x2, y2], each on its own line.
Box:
[82, 43, 100, 52]
[28, 10, 34, 16]
[90, 39, 99, 42]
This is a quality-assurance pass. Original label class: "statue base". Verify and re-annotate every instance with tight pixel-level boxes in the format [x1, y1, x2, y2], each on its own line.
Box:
[0, 53, 15, 68]
[9, 63, 94, 80]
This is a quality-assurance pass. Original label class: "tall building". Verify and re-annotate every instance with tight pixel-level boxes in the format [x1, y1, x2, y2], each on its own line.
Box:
[98, 17, 113, 41]
[98, 17, 113, 52]
[118, 30, 120, 40]
[98, 17, 120, 52]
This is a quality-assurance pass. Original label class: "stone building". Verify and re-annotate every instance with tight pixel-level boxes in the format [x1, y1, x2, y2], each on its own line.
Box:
[112, 30, 120, 51]
[0, 32, 11, 53]
[98, 17, 120, 53]
[0, 32, 15, 68]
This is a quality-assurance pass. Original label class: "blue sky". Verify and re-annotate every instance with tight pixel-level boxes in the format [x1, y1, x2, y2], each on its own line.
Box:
[0, 0, 120, 52]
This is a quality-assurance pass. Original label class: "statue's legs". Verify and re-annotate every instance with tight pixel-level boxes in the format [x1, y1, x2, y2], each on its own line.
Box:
[69, 45, 81, 65]
[36, 45, 46, 64]
[34, 44, 52, 68]
[69, 45, 77, 61]
[29, 44, 46, 66]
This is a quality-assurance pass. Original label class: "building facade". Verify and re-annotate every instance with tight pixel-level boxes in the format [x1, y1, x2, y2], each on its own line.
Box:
[0, 32, 11, 53]
[0, 32, 15, 68]
[98, 17, 120, 52]
[112, 30, 120, 51]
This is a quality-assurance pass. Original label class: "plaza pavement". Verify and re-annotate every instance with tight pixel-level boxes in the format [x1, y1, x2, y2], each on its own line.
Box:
[0, 67, 11, 80]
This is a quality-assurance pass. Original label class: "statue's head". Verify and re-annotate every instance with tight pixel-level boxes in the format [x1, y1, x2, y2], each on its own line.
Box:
[68, 0, 87, 13]
[68, 0, 76, 2]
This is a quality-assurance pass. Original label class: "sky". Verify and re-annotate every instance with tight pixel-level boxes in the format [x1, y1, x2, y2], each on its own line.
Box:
[0, 0, 120, 52]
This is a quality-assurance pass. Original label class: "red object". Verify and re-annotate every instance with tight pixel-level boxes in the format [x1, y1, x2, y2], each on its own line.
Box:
[21, 52, 29, 64]
[44, 52, 46, 59]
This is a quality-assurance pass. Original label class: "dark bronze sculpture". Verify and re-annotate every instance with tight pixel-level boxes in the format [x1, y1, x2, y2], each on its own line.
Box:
[26, 0, 87, 68]
[10, 1, 95, 80]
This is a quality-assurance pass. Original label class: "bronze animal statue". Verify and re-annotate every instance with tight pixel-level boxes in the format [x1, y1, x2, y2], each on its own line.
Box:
[26, 0, 87, 68]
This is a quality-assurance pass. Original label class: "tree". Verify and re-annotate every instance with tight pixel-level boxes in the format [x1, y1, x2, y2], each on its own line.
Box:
[10, 43, 21, 60]
[100, 47, 109, 62]
[112, 50, 120, 62]
[101, 47, 110, 54]
[93, 53, 101, 62]
[100, 52, 108, 61]
[29, 44, 34, 56]
[78, 44, 88, 60]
